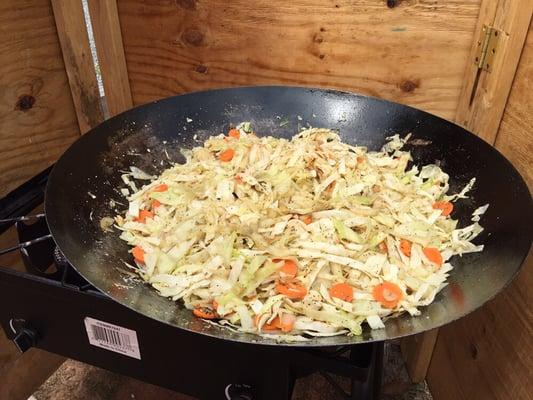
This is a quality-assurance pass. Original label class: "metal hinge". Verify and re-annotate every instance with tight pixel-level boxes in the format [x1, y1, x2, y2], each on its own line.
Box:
[474, 25, 501, 72]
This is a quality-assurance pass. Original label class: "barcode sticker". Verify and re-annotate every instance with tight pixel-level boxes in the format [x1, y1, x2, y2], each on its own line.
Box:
[84, 317, 141, 360]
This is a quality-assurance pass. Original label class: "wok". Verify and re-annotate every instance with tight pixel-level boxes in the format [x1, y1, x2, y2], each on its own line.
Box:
[45, 86, 532, 346]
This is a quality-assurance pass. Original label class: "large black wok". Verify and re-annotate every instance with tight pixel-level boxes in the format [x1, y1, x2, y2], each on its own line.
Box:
[45, 86, 532, 346]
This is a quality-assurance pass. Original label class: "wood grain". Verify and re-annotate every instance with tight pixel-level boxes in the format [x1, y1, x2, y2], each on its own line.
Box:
[494, 22, 533, 188]
[117, 0, 482, 120]
[455, 0, 533, 143]
[408, 2, 532, 383]
[400, 329, 438, 383]
[0, 327, 65, 400]
[51, 0, 105, 133]
[0, 0, 81, 197]
[88, 0, 133, 117]
[428, 24, 533, 400]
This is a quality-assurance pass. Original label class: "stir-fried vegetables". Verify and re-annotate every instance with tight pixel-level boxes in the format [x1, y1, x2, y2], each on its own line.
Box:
[114, 125, 487, 340]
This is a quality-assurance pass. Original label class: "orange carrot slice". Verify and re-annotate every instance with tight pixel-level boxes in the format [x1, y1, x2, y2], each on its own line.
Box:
[274, 259, 298, 279]
[152, 200, 162, 210]
[373, 282, 404, 309]
[399, 239, 412, 257]
[302, 215, 313, 225]
[152, 184, 168, 192]
[254, 314, 295, 332]
[219, 149, 235, 162]
[228, 129, 240, 139]
[193, 307, 217, 320]
[329, 283, 354, 302]
[276, 282, 307, 300]
[433, 201, 453, 217]
[258, 316, 280, 331]
[423, 247, 443, 266]
[135, 209, 154, 223]
[132, 246, 145, 264]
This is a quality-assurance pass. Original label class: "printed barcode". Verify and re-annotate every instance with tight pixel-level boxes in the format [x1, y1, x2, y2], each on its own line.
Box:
[91, 325, 131, 348]
[84, 317, 141, 359]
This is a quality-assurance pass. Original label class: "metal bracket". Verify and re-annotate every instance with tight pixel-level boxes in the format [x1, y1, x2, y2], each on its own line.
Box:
[474, 25, 502, 72]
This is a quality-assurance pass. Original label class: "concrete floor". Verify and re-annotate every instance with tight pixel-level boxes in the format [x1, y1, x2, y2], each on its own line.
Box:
[32, 343, 431, 400]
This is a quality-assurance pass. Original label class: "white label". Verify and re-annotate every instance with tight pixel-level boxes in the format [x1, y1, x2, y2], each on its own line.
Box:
[84, 317, 141, 360]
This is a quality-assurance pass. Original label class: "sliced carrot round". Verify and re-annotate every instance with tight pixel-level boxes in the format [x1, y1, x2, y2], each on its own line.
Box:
[378, 241, 388, 253]
[373, 282, 404, 309]
[132, 246, 145, 264]
[219, 149, 235, 162]
[433, 201, 453, 217]
[254, 315, 276, 330]
[152, 200, 162, 210]
[152, 184, 168, 192]
[399, 239, 412, 257]
[329, 283, 354, 302]
[276, 282, 307, 300]
[302, 215, 313, 225]
[264, 316, 281, 331]
[254, 314, 295, 332]
[193, 307, 217, 320]
[423, 247, 443, 266]
[274, 259, 298, 279]
[228, 129, 241, 139]
[135, 209, 154, 223]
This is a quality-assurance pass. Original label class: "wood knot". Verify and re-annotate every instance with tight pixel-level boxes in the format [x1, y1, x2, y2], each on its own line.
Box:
[15, 95, 35, 111]
[176, 0, 196, 10]
[195, 64, 208, 74]
[387, 0, 401, 8]
[399, 79, 419, 93]
[320, 27, 326, 32]
[470, 343, 478, 359]
[182, 28, 204, 47]
[313, 34, 324, 43]
[319, 54, 325, 59]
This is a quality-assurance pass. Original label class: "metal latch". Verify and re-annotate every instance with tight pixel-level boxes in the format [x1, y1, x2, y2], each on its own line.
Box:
[474, 25, 501, 72]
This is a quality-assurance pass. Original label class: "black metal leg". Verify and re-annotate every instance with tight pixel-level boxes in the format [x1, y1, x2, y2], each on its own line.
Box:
[350, 342, 384, 400]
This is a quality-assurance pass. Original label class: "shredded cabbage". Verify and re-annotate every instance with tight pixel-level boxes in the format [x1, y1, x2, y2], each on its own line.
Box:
[115, 126, 486, 340]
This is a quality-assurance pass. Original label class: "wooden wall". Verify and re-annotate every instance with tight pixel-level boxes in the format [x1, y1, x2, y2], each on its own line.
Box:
[116, 0, 481, 120]
[0, 1, 78, 397]
[0, 0, 81, 197]
[0, 1, 531, 399]
[427, 22, 533, 400]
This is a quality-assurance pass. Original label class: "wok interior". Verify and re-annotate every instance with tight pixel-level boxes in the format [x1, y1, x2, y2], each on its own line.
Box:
[45, 87, 532, 346]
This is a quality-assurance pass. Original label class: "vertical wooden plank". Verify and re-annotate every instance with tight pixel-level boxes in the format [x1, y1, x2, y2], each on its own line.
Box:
[87, 0, 133, 117]
[400, 329, 439, 383]
[51, 0, 105, 133]
[493, 26, 533, 188]
[0, 329, 65, 400]
[0, 0, 81, 197]
[427, 22, 533, 400]
[402, 0, 532, 384]
[455, 0, 533, 143]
